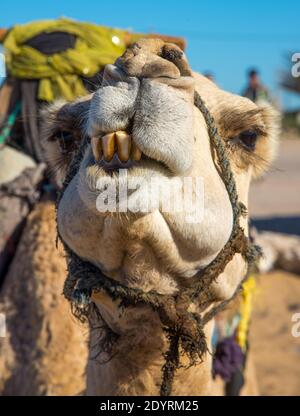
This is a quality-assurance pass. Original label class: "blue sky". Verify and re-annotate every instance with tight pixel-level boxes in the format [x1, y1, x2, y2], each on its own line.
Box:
[1, 0, 300, 109]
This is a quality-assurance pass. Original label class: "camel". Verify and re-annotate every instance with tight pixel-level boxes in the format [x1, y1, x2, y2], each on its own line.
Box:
[0, 201, 88, 395]
[43, 39, 279, 396]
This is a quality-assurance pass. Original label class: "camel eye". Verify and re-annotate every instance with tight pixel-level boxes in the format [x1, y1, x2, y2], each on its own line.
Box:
[238, 130, 258, 151]
[56, 131, 74, 153]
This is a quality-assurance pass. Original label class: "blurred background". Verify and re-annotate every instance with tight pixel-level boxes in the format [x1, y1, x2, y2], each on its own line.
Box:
[0, 0, 299, 396]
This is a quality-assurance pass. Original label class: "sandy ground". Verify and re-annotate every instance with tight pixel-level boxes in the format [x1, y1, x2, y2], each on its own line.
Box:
[250, 271, 300, 395]
[250, 139, 300, 218]
[249, 139, 300, 235]
[248, 138, 300, 396]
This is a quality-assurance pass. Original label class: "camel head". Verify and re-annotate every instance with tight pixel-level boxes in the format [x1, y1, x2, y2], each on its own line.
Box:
[42, 39, 279, 394]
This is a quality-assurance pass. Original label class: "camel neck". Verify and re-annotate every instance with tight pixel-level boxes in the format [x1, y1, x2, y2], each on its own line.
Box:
[86, 305, 217, 396]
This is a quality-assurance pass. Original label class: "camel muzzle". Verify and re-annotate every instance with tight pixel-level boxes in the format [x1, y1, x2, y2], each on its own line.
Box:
[87, 39, 195, 175]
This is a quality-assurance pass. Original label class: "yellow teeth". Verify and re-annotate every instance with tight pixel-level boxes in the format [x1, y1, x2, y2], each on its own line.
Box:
[115, 131, 131, 162]
[131, 142, 142, 161]
[102, 133, 116, 161]
[92, 131, 142, 163]
[91, 137, 102, 162]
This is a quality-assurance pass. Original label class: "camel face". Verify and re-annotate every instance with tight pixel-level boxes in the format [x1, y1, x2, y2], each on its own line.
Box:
[43, 39, 279, 302]
[42, 39, 280, 395]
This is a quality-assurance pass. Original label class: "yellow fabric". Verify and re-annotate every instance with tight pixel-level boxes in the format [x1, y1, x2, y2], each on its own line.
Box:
[3, 18, 142, 102]
[236, 275, 257, 351]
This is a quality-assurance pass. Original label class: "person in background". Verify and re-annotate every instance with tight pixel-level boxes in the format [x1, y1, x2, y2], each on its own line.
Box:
[242, 68, 270, 103]
[203, 71, 215, 82]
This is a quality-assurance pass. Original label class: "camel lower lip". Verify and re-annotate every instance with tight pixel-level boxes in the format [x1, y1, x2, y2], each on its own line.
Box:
[97, 153, 135, 172]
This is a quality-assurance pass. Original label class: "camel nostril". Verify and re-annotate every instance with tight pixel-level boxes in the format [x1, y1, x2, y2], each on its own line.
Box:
[160, 46, 183, 62]
[160, 45, 192, 77]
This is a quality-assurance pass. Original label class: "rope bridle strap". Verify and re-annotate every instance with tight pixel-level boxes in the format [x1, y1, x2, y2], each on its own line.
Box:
[58, 90, 261, 396]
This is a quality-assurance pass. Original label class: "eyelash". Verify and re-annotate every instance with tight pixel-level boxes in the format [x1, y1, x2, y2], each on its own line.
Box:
[230, 130, 258, 151]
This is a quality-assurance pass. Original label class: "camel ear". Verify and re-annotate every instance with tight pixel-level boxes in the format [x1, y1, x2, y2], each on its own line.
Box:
[41, 96, 91, 187]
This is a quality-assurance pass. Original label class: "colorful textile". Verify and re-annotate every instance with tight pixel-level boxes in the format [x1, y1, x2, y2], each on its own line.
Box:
[236, 275, 257, 351]
[3, 18, 142, 102]
[213, 336, 244, 382]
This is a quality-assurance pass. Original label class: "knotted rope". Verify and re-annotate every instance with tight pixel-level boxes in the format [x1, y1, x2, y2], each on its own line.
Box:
[57, 90, 261, 396]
